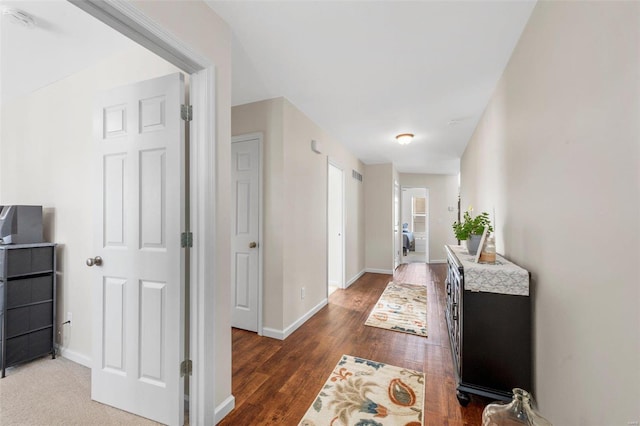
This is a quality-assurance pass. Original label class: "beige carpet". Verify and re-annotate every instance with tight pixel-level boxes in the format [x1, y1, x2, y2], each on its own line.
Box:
[299, 354, 424, 426]
[365, 282, 428, 336]
[0, 356, 162, 425]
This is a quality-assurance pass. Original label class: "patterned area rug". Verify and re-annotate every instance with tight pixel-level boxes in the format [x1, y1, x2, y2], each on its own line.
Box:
[365, 282, 427, 336]
[299, 355, 424, 426]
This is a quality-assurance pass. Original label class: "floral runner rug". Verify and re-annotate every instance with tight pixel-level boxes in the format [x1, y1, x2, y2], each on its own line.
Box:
[299, 354, 424, 426]
[364, 282, 428, 337]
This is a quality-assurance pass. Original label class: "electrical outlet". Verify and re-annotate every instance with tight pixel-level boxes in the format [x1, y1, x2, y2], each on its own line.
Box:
[301, 287, 305, 300]
[67, 311, 72, 326]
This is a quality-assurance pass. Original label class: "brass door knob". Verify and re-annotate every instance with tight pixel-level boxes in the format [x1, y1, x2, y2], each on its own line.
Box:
[86, 256, 103, 267]
[249, 242, 258, 248]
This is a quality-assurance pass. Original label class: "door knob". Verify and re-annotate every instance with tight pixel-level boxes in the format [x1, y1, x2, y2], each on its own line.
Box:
[249, 242, 258, 248]
[86, 256, 103, 267]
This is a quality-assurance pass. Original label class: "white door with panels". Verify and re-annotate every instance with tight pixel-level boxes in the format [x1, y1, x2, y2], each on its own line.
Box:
[90, 73, 186, 426]
[231, 135, 261, 332]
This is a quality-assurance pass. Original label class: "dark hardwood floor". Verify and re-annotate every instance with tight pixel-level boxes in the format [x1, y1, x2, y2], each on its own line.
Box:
[219, 263, 489, 425]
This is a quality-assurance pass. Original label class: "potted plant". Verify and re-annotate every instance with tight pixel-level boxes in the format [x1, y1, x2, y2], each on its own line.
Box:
[452, 210, 493, 255]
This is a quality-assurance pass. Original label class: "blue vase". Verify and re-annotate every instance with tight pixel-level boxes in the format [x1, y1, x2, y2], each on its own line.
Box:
[466, 234, 483, 255]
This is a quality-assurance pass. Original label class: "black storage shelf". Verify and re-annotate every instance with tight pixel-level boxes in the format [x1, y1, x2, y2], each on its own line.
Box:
[5, 271, 55, 280]
[0, 243, 57, 377]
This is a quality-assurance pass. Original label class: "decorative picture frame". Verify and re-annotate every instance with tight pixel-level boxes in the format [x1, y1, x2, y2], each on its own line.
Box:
[474, 225, 489, 263]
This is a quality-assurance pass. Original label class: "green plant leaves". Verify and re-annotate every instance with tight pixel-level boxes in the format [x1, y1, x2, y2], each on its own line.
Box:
[452, 211, 493, 240]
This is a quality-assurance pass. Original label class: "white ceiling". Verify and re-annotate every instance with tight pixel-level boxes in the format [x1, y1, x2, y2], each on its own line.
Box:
[0, 0, 134, 105]
[206, 0, 536, 174]
[1, 0, 535, 175]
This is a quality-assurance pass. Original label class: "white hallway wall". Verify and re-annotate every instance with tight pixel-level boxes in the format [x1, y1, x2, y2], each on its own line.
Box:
[460, 1, 639, 424]
[365, 167, 459, 269]
[232, 97, 365, 334]
[364, 163, 394, 273]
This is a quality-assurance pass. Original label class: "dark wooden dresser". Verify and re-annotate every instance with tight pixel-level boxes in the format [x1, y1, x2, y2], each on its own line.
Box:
[445, 244, 532, 406]
[0, 243, 57, 377]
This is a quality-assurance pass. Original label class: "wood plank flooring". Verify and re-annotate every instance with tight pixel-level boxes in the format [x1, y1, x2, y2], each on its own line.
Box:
[219, 263, 489, 425]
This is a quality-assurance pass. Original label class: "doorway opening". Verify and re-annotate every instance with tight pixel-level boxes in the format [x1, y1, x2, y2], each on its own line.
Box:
[327, 160, 345, 296]
[401, 187, 429, 264]
[394, 180, 401, 269]
[32, 2, 218, 424]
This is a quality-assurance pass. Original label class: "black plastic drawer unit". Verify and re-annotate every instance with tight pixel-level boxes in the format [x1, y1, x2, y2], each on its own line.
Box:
[0, 243, 57, 377]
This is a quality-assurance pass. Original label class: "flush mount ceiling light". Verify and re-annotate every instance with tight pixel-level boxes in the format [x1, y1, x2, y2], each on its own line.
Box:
[2, 8, 36, 28]
[395, 133, 414, 145]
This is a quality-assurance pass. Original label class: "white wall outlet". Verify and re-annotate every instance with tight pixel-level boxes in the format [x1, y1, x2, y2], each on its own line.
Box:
[67, 311, 72, 326]
[301, 287, 305, 300]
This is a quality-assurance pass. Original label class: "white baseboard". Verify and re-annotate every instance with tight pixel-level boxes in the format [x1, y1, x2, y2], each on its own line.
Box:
[365, 268, 393, 275]
[59, 347, 92, 368]
[214, 395, 235, 423]
[346, 269, 365, 288]
[262, 298, 328, 341]
[261, 327, 285, 340]
[429, 259, 447, 264]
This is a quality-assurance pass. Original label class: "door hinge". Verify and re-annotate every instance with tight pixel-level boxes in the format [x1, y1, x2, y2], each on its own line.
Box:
[181, 104, 193, 122]
[181, 232, 193, 248]
[180, 359, 192, 377]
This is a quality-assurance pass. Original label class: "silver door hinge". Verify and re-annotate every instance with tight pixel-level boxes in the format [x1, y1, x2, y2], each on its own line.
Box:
[181, 104, 192, 122]
[181, 232, 193, 248]
[180, 359, 192, 377]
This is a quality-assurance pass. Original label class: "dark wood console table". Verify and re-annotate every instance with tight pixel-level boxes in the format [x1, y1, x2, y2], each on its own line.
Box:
[445, 244, 532, 406]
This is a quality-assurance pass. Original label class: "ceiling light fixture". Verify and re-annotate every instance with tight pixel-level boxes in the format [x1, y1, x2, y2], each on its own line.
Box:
[395, 133, 414, 145]
[2, 8, 36, 28]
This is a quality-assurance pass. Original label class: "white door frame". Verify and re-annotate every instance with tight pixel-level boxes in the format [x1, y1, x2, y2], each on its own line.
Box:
[327, 158, 346, 291]
[231, 133, 264, 335]
[68, 1, 217, 424]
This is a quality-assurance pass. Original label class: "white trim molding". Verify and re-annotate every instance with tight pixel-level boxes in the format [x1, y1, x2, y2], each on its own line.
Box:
[365, 268, 394, 275]
[189, 66, 218, 426]
[430, 259, 447, 264]
[59, 348, 92, 368]
[262, 298, 328, 340]
[346, 269, 366, 288]
[68, 0, 207, 73]
[261, 327, 286, 341]
[214, 395, 236, 423]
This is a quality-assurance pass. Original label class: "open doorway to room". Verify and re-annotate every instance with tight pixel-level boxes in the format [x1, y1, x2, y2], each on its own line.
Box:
[327, 160, 345, 296]
[1, 1, 218, 423]
[401, 187, 429, 264]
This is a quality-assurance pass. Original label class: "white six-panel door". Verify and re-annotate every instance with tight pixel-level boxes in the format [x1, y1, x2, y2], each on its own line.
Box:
[231, 136, 261, 332]
[91, 73, 185, 425]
